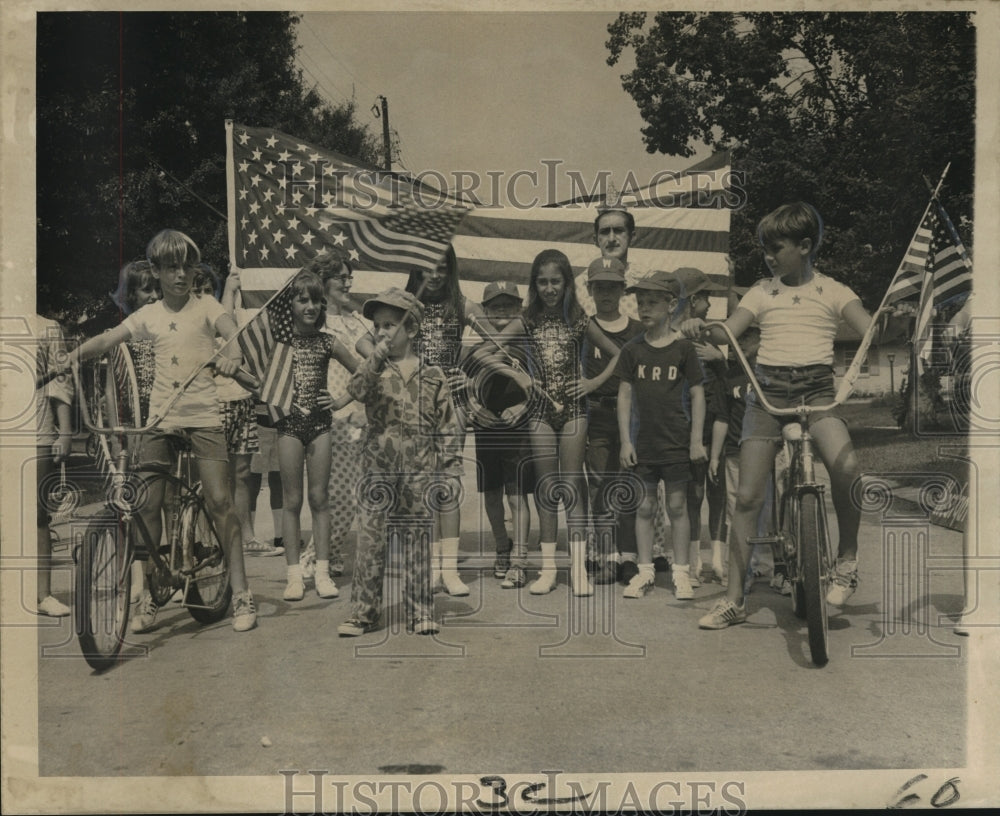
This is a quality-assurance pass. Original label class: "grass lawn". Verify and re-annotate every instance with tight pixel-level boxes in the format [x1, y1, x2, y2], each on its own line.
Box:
[841, 399, 969, 485]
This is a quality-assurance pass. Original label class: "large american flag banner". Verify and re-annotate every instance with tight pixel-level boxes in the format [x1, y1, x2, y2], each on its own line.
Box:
[227, 122, 733, 309]
[227, 122, 470, 308]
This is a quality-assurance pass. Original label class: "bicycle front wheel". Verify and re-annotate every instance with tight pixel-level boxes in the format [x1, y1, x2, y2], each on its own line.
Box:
[180, 499, 232, 624]
[779, 492, 807, 619]
[76, 510, 132, 671]
[799, 492, 829, 667]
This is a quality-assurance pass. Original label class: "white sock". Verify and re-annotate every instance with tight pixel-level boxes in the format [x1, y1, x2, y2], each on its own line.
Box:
[316, 559, 330, 577]
[287, 564, 303, 582]
[539, 541, 557, 572]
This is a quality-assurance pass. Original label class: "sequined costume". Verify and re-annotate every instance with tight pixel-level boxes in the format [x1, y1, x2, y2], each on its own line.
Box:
[525, 311, 589, 432]
[417, 300, 468, 417]
[345, 356, 463, 631]
[274, 332, 338, 446]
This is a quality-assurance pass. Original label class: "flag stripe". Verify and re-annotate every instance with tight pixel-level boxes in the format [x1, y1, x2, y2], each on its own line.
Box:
[230, 122, 733, 314]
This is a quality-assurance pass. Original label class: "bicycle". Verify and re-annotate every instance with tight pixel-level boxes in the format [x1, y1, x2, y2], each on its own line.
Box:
[52, 355, 233, 671]
[709, 321, 854, 667]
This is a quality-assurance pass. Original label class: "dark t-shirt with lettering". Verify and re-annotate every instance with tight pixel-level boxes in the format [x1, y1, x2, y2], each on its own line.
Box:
[583, 316, 644, 400]
[616, 334, 703, 464]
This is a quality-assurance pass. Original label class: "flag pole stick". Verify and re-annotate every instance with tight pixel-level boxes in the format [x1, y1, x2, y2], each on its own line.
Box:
[225, 119, 238, 275]
[834, 163, 952, 403]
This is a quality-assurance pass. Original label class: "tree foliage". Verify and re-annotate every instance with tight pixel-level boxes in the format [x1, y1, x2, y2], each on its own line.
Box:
[607, 12, 975, 307]
[37, 12, 381, 321]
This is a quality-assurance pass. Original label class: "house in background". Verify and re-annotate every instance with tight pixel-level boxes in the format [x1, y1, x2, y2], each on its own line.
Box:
[833, 307, 913, 396]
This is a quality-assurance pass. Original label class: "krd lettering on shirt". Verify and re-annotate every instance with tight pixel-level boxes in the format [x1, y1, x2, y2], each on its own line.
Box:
[636, 364, 679, 382]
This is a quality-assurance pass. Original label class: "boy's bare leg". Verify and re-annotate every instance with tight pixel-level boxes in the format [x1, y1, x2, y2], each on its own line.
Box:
[808, 418, 861, 560]
[228, 452, 256, 545]
[634, 493, 656, 565]
[725, 439, 779, 605]
[198, 458, 248, 594]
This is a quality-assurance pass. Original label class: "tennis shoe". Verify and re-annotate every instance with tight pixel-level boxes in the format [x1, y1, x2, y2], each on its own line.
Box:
[501, 565, 526, 588]
[315, 574, 340, 599]
[130, 591, 159, 633]
[231, 590, 257, 632]
[338, 618, 377, 637]
[698, 598, 748, 629]
[826, 558, 859, 606]
[770, 572, 793, 596]
[623, 574, 654, 599]
[37, 595, 70, 617]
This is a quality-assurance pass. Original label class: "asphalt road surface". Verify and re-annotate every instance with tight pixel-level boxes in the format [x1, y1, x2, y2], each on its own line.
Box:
[32, 456, 972, 785]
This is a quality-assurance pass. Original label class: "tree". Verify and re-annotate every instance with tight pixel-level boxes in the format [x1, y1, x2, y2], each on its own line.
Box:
[607, 12, 975, 308]
[37, 12, 381, 321]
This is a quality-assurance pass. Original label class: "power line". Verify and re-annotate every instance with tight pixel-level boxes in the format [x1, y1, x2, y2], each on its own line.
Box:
[299, 16, 380, 102]
[295, 49, 351, 102]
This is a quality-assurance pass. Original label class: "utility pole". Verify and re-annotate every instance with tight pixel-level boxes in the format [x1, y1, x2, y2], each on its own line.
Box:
[379, 95, 391, 172]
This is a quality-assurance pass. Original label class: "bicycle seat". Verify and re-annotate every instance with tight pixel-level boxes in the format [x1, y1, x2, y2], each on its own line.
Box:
[782, 423, 803, 442]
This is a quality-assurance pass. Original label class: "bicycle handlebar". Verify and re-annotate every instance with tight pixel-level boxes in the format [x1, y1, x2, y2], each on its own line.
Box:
[62, 356, 260, 438]
[703, 321, 853, 418]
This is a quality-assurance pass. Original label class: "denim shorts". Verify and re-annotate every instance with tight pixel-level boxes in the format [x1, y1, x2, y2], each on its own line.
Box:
[137, 427, 229, 472]
[741, 364, 844, 444]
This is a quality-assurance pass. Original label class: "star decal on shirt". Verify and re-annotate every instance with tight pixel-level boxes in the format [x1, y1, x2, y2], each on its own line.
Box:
[172, 381, 181, 388]
[792, 295, 801, 304]
[770, 289, 780, 297]
[169, 322, 177, 331]
[815, 286, 823, 295]
[171, 356, 179, 365]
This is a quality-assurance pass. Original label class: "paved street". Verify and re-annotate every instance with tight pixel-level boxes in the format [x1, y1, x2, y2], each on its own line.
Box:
[31, 455, 973, 783]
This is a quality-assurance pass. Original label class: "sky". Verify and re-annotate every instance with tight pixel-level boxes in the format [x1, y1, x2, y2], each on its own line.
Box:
[297, 11, 714, 205]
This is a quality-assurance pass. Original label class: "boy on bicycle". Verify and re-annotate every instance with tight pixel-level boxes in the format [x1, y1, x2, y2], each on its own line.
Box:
[61, 230, 257, 633]
[683, 202, 872, 629]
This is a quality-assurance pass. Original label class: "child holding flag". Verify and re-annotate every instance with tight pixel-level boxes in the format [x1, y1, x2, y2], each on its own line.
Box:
[685, 202, 872, 629]
[60, 229, 257, 632]
[266, 269, 357, 602]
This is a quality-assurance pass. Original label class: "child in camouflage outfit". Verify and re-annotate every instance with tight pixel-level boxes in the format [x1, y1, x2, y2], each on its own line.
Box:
[337, 288, 464, 637]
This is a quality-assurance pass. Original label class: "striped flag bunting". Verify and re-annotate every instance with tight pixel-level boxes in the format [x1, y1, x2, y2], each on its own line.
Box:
[839, 194, 972, 400]
[228, 123, 733, 310]
[914, 201, 973, 364]
[234, 273, 298, 419]
[884, 200, 971, 308]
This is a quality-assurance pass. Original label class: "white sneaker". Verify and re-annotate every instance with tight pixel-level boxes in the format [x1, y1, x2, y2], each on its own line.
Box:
[37, 595, 70, 617]
[672, 566, 694, 600]
[283, 578, 305, 602]
[770, 573, 793, 596]
[623, 574, 654, 599]
[826, 558, 859, 606]
[231, 590, 257, 632]
[315, 574, 340, 599]
[130, 591, 159, 633]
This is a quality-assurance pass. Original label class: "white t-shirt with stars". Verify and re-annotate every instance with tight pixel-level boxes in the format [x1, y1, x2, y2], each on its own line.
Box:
[123, 296, 227, 428]
[738, 271, 860, 367]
